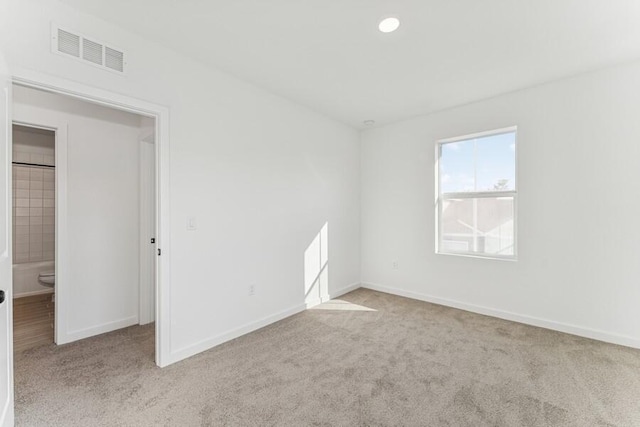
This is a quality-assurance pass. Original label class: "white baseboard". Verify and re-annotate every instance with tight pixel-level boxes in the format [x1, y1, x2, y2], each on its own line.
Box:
[305, 298, 323, 309]
[361, 282, 640, 349]
[168, 303, 308, 365]
[168, 282, 364, 365]
[327, 282, 361, 300]
[305, 281, 363, 309]
[0, 397, 13, 427]
[59, 315, 139, 345]
[13, 289, 54, 299]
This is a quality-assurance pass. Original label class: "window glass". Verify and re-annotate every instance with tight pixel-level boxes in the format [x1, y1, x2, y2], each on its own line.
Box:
[437, 128, 517, 259]
[440, 131, 515, 193]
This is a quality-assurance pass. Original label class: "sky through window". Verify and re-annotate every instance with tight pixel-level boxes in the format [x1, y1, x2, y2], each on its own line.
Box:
[440, 131, 515, 193]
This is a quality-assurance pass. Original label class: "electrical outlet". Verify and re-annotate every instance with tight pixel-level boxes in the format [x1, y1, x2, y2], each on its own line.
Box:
[248, 284, 255, 296]
[392, 260, 399, 270]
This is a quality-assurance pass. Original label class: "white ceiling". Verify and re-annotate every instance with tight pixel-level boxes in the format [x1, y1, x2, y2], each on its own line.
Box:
[61, 0, 640, 128]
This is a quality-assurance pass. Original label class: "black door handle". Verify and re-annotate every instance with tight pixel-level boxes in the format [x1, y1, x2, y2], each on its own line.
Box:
[0, 290, 4, 304]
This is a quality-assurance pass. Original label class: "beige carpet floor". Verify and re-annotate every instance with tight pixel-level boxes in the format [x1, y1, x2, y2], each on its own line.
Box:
[14, 288, 640, 426]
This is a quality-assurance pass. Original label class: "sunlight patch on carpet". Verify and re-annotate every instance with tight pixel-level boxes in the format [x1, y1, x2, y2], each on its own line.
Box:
[310, 299, 376, 312]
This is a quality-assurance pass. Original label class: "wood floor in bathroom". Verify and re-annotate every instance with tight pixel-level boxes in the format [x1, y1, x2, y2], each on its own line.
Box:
[13, 293, 55, 353]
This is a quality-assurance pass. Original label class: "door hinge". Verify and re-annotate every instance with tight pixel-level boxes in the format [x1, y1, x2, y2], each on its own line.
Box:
[150, 238, 155, 244]
[157, 248, 161, 256]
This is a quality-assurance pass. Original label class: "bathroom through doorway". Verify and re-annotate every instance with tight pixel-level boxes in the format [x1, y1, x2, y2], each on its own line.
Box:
[11, 84, 159, 359]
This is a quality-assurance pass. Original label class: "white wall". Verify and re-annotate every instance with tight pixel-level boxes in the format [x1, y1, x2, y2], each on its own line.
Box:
[13, 85, 143, 342]
[0, 0, 360, 363]
[361, 60, 640, 348]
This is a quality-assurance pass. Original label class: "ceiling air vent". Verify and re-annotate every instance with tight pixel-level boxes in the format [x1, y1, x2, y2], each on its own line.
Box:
[51, 24, 126, 74]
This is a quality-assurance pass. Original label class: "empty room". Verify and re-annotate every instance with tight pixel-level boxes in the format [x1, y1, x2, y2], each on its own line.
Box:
[0, 1, 639, 426]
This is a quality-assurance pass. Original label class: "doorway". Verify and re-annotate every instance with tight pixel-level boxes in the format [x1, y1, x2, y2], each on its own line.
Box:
[0, 70, 172, 426]
[10, 124, 56, 352]
[9, 80, 167, 365]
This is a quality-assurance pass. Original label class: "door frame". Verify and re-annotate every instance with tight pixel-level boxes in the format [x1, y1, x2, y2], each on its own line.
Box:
[10, 121, 66, 346]
[1, 65, 14, 427]
[11, 69, 172, 367]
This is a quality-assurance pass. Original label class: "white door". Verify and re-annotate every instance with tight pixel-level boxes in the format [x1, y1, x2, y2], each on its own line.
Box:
[139, 139, 155, 325]
[0, 49, 14, 427]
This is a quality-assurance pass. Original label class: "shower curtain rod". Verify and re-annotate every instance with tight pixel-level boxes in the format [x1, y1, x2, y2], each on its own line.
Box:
[12, 161, 55, 169]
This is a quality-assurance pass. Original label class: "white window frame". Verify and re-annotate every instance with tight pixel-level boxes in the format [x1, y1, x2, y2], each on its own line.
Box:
[435, 126, 518, 261]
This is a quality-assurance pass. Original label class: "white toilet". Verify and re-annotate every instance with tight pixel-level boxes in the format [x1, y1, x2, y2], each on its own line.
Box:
[38, 271, 55, 288]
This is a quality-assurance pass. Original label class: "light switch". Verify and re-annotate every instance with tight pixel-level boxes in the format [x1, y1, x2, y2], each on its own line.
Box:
[187, 217, 197, 231]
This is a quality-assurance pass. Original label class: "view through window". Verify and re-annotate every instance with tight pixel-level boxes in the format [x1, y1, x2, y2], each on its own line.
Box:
[436, 127, 517, 259]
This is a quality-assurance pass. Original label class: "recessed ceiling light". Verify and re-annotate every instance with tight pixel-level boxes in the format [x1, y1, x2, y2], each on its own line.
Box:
[363, 120, 376, 126]
[378, 17, 400, 33]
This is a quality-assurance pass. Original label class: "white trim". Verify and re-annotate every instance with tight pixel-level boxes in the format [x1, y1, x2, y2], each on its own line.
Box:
[435, 126, 518, 261]
[11, 68, 157, 116]
[0, 80, 14, 427]
[12, 119, 68, 345]
[305, 298, 323, 309]
[64, 316, 139, 343]
[11, 68, 172, 367]
[168, 303, 307, 365]
[55, 122, 67, 347]
[13, 289, 54, 299]
[361, 282, 640, 349]
[438, 125, 518, 144]
[434, 141, 440, 255]
[327, 282, 361, 300]
[306, 282, 362, 309]
[0, 400, 10, 427]
[0, 399, 10, 427]
[170, 282, 363, 365]
[441, 190, 516, 199]
[435, 251, 517, 262]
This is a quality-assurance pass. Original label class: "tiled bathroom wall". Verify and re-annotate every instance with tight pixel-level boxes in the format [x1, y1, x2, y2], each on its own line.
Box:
[12, 127, 56, 264]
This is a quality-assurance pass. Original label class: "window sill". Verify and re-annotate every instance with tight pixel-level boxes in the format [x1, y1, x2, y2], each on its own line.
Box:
[435, 251, 517, 262]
